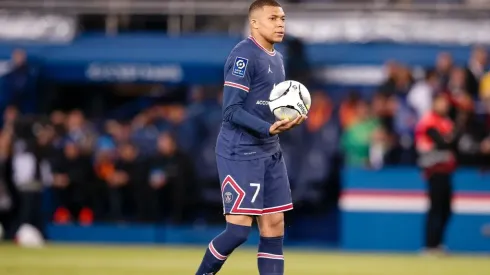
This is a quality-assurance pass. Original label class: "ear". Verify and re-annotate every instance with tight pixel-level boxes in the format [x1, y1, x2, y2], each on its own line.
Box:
[250, 18, 259, 30]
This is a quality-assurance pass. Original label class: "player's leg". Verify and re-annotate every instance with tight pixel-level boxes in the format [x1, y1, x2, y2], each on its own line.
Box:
[196, 156, 265, 275]
[195, 215, 252, 274]
[256, 152, 293, 275]
[257, 212, 286, 274]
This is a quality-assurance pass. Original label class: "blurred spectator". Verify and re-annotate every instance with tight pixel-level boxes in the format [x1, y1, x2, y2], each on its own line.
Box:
[145, 132, 196, 224]
[131, 112, 159, 156]
[407, 70, 440, 119]
[393, 101, 418, 165]
[394, 66, 415, 97]
[339, 90, 362, 129]
[371, 92, 397, 133]
[93, 140, 116, 220]
[434, 52, 454, 89]
[161, 104, 198, 153]
[444, 68, 474, 123]
[379, 62, 414, 97]
[450, 90, 488, 166]
[51, 141, 94, 224]
[49, 110, 67, 148]
[106, 142, 144, 222]
[465, 46, 488, 99]
[341, 100, 381, 167]
[11, 123, 48, 235]
[379, 60, 399, 96]
[415, 93, 458, 254]
[3, 49, 38, 113]
[65, 110, 96, 154]
[447, 67, 467, 96]
[2, 105, 18, 131]
[478, 68, 490, 100]
[369, 125, 399, 168]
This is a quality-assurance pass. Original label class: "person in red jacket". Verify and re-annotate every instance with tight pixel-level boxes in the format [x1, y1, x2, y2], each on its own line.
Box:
[415, 92, 459, 254]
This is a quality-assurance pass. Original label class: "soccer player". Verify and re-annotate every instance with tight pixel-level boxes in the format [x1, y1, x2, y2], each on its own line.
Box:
[195, 1, 306, 274]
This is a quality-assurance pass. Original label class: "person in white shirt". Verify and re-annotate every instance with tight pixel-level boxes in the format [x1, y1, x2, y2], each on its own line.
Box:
[407, 70, 440, 119]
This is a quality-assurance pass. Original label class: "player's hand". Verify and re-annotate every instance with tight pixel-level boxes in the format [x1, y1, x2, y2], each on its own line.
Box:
[269, 115, 307, 135]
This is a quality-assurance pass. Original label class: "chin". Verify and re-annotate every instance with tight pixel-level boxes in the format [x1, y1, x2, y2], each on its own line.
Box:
[272, 37, 284, 43]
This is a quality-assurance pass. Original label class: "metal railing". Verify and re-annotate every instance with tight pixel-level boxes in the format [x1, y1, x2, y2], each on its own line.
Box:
[0, 0, 489, 15]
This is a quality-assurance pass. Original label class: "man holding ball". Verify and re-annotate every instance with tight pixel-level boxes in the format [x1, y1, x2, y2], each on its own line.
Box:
[195, 1, 308, 274]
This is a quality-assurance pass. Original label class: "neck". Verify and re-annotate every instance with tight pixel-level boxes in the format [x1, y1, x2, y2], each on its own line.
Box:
[251, 33, 274, 52]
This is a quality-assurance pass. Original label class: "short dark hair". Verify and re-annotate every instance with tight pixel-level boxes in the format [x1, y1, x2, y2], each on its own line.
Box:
[249, 0, 281, 16]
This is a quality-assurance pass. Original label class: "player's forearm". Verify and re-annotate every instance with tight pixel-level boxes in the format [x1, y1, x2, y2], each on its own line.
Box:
[223, 105, 271, 136]
[222, 86, 272, 136]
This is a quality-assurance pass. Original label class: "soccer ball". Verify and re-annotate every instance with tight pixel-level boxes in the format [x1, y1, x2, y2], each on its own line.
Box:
[269, 80, 311, 121]
[16, 223, 45, 248]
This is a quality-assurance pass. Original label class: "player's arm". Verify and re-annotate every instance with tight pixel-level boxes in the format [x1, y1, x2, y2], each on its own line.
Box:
[222, 54, 272, 136]
[222, 86, 272, 136]
[426, 127, 454, 150]
[223, 86, 303, 136]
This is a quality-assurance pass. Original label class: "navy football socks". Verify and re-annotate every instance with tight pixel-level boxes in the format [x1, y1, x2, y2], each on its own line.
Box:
[257, 236, 284, 275]
[196, 222, 251, 275]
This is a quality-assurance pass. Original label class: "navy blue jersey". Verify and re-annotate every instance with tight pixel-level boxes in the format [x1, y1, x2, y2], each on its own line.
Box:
[216, 36, 286, 160]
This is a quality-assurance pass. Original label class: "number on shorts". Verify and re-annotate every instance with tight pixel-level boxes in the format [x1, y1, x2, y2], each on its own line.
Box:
[250, 183, 260, 203]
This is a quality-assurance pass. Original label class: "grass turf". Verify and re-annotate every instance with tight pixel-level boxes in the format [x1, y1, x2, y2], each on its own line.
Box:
[0, 243, 489, 275]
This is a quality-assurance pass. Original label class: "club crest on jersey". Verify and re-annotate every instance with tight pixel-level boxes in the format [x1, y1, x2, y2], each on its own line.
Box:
[232, 57, 248, 77]
[224, 192, 233, 204]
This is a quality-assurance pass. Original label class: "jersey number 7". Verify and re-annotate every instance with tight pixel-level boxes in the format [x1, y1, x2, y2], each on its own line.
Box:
[250, 183, 261, 203]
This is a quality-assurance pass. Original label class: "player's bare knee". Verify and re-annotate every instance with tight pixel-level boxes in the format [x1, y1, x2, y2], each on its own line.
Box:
[257, 213, 285, 237]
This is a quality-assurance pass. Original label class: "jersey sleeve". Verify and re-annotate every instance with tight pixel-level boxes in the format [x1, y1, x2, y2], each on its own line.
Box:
[224, 54, 252, 93]
[222, 51, 272, 137]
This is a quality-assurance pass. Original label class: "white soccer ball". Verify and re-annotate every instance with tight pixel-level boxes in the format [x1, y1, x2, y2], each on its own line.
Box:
[16, 224, 45, 248]
[269, 80, 311, 121]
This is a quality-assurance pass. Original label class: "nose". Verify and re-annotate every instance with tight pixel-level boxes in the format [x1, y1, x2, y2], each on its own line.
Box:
[276, 19, 284, 28]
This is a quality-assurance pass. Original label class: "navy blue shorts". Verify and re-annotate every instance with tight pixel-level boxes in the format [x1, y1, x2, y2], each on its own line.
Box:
[217, 152, 293, 216]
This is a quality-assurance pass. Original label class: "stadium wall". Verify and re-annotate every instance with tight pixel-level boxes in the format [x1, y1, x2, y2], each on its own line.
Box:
[47, 168, 490, 253]
[341, 168, 490, 253]
[0, 33, 473, 86]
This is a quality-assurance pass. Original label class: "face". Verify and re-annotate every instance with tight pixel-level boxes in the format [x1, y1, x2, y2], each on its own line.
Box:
[3, 106, 18, 123]
[64, 143, 79, 159]
[251, 6, 286, 43]
[436, 52, 453, 72]
[450, 67, 466, 88]
[433, 96, 449, 115]
[474, 47, 488, 65]
[12, 49, 26, 67]
[119, 144, 137, 161]
[157, 133, 176, 156]
[167, 105, 186, 124]
[67, 110, 84, 130]
[50, 110, 66, 126]
[356, 101, 370, 120]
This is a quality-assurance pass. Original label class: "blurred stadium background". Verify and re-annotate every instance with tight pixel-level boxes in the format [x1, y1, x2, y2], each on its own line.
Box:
[0, 0, 490, 274]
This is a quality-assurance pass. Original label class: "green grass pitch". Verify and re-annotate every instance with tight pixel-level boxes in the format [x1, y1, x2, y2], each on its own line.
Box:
[0, 243, 488, 275]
